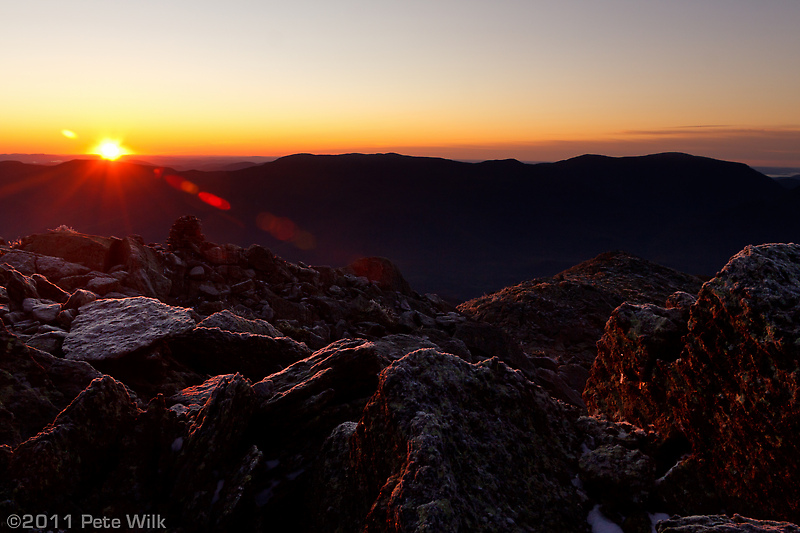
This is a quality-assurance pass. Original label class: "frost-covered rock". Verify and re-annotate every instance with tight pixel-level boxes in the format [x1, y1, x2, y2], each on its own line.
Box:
[62, 297, 196, 361]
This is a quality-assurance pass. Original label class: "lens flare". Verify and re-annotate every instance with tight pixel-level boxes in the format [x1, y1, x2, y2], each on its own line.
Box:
[256, 212, 316, 249]
[61, 129, 77, 139]
[155, 168, 232, 211]
[165, 174, 200, 195]
[198, 191, 231, 210]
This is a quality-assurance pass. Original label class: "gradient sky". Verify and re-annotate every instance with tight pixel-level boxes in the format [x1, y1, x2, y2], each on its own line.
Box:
[2, 0, 799, 166]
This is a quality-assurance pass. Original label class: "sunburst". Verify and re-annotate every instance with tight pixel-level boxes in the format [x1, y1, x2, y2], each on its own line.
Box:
[92, 140, 129, 161]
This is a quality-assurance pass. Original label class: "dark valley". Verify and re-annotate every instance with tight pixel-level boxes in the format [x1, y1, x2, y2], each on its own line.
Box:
[2, 152, 799, 300]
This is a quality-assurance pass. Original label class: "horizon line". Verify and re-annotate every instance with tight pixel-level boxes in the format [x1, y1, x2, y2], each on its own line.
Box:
[1, 151, 800, 173]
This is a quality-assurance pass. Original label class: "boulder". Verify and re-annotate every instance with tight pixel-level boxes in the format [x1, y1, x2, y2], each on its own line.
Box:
[188, 265, 206, 279]
[33, 254, 92, 280]
[26, 329, 68, 354]
[167, 374, 260, 530]
[345, 256, 413, 295]
[583, 302, 689, 433]
[202, 243, 244, 265]
[368, 333, 446, 362]
[85, 275, 120, 295]
[168, 374, 236, 412]
[167, 326, 310, 382]
[62, 288, 99, 310]
[30, 301, 61, 323]
[585, 244, 800, 521]
[0, 250, 92, 281]
[31, 273, 70, 303]
[312, 350, 589, 532]
[166, 214, 206, 252]
[579, 444, 656, 506]
[62, 297, 196, 361]
[19, 231, 114, 272]
[0, 264, 39, 303]
[656, 515, 800, 532]
[245, 244, 295, 285]
[5, 376, 140, 513]
[252, 339, 386, 464]
[198, 309, 283, 337]
[459, 251, 703, 402]
[248, 339, 435, 530]
[0, 250, 37, 274]
[105, 235, 171, 299]
[0, 325, 102, 447]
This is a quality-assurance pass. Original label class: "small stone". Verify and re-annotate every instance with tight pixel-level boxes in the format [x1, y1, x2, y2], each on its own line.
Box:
[85, 276, 120, 295]
[198, 283, 220, 298]
[22, 298, 38, 313]
[31, 302, 61, 323]
[63, 289, 99, 310]
[27, 330, 68, 354]
[189, 266, 206, 280]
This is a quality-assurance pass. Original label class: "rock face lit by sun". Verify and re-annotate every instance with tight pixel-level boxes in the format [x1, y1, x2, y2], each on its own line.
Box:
[93, 140, 128, 161]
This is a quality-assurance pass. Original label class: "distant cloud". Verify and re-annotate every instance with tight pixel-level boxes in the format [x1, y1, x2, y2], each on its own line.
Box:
[619, 126, 800, 137]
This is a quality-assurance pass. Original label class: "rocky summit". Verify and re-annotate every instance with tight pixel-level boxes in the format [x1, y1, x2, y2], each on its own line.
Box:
[0, 217, 799, 532]
[458, 251, 704, 407]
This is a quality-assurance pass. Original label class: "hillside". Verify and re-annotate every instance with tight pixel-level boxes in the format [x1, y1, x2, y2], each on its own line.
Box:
[1, 152, 798, 300]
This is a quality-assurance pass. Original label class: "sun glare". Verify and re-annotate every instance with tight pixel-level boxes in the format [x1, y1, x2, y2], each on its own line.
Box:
[92, 140, 129, 161]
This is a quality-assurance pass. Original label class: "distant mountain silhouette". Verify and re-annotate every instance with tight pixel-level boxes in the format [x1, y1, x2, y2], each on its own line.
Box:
[0, 154, 277, 171]
[1, 152, 798, 300]
[775, 175, 800, 190]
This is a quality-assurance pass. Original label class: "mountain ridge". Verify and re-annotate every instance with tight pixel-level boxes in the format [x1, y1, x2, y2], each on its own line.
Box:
[1, 152, 798, 300]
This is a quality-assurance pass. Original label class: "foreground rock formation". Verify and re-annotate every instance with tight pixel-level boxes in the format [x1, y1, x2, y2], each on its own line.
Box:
[585, 243, 800, 523]
[1, 219, 798, 532]
[459, 251, 704, 406]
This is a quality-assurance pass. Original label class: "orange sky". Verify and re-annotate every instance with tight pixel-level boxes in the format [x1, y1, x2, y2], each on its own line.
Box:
[2, 1, 799, 167]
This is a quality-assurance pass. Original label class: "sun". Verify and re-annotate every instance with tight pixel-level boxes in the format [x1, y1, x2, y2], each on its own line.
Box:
[92, 140, 129, 161]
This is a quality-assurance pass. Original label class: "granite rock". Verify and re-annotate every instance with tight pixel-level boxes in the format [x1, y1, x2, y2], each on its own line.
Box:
[62, 297, 196, 361]
[585, 244, 800, 521]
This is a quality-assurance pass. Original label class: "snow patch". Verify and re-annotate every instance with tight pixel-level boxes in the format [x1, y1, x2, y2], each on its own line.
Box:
[286, 468, 305, 481]
[587, 505, 624, 533]
[255, 480, 281, 507]
[211, 479, 224, 504]
[649, 512, 670, 533]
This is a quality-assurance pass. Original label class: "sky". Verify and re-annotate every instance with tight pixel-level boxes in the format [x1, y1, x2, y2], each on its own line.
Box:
[2, 0, 800, 166]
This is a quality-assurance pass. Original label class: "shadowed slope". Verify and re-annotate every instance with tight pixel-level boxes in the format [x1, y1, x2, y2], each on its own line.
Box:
[1, 152, 798, 299]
